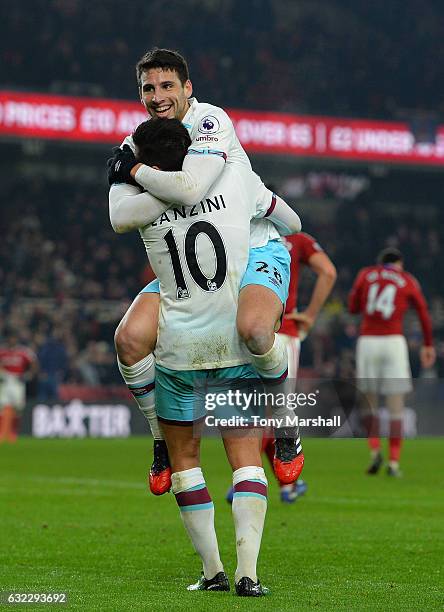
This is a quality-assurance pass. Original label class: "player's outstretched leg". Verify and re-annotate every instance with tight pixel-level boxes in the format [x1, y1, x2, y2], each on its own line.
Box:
[246, 331, 304, 483]
[171, 468, 228, 591]
[248, 333, 304, 483]
[238, 284, 303, 484]
[232, 466, 269, 596]
[115, 291, 171, 494]
[117, 354, 171, 494]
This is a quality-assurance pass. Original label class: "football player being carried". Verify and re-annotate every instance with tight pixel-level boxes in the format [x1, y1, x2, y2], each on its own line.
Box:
[109, 48, 304, 494]
[109, 118, 302, 595]
[348, 248, 435, 477]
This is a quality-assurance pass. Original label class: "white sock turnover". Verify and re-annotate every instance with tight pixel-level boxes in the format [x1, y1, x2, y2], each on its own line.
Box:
[117, 354, 163, 440]
[172, 467, 224, 579]
[232, 466, 268, 583]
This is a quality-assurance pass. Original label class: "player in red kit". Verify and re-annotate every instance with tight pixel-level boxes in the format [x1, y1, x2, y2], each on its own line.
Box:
[271, 233, 336, 499]
[348, 248, 436, 477]
[0, 332, 38, 442]
[227, 233, 336, 502]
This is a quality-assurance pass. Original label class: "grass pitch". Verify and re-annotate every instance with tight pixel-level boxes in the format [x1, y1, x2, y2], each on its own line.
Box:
[1, 437, 443, 611]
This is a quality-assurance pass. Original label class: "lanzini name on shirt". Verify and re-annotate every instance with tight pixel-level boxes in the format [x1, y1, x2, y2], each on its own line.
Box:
[151, 195, 227, 226]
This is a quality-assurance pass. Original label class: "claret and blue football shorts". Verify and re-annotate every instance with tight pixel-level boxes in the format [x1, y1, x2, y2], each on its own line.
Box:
[155, 363, 257, 424]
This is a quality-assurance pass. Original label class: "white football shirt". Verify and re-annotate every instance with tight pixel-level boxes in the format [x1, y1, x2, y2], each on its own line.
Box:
[138, 163, 271, 370]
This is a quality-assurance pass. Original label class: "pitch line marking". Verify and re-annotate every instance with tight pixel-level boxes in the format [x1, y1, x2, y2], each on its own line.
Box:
[0, 475, 146, 490]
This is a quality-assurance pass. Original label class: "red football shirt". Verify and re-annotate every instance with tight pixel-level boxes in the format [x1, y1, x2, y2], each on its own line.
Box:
[348, 264, 433, 345]
[280, 233, 323, 337]
[0, 346, 36, 377]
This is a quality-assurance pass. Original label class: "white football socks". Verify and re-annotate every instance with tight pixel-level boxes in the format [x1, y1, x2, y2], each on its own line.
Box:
[232, 466, 268, 583]
[247, 333, 288, 380]
[117, 354, 162, 440]
[172, 467, 224, 580]
[247, 334, 290, 422]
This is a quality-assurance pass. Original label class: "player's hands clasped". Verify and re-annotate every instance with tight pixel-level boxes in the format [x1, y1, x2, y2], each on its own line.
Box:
[107, 144, 139, 186]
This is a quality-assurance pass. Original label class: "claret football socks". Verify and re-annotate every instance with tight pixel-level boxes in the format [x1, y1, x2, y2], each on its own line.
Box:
[172, 467, 225, 583]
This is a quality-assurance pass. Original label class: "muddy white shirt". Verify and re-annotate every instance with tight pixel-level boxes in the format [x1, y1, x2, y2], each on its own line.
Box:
[136, 164, 269, 370]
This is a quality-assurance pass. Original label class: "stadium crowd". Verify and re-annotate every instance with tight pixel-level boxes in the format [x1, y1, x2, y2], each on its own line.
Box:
[0, 176, 144, 393]
[1, 169, 443, 395]
[1, 0, 443, 119]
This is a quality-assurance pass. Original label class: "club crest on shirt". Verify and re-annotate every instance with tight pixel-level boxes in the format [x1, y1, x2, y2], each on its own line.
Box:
[177, 287, 190, 299]
[198, 115, 220, 134]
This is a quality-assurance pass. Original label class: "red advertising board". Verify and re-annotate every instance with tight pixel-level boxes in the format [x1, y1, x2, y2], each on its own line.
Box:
[0, 91, 147, 143]
[1, 90, 444, 165]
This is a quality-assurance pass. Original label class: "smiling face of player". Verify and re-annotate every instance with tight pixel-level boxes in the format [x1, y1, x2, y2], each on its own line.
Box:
[139, 68, 192, 121]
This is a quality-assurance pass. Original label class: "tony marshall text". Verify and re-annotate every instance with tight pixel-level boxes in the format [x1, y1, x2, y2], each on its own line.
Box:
[205, 415, 341, 428]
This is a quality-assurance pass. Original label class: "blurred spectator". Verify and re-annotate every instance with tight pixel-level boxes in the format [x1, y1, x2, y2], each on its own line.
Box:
[75, 341, 117, 385]
[36, 328, 68, 400]
[0, 331, 38, 441]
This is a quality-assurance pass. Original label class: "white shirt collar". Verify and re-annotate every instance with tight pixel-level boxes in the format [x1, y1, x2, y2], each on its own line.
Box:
[182, 97, 198, 127]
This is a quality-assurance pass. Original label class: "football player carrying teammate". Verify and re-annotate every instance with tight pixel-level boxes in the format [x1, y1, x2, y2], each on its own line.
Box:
[109, 118, 302, 596]
[109, 48, 304, 494]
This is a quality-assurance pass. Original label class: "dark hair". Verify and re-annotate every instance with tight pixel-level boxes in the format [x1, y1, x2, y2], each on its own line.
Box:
[132, 118, 191, 171]
[377, 247, 403, 265]
[136, 48, 189, 87]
